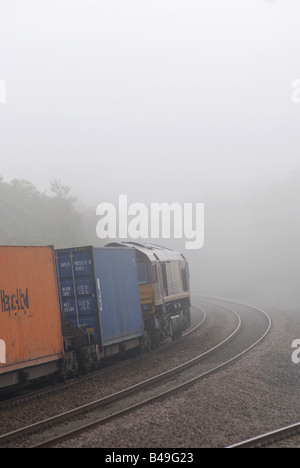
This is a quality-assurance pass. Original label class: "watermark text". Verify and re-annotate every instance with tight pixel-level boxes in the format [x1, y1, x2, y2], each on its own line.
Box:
[291, 339, 300, 364]
[0, 339, 6, 364]
[291, 79, 300, 104]
[0, 79, 6, 104]
[96, 195, 205, 250]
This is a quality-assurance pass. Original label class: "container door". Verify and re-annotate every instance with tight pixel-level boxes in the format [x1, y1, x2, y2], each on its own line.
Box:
[55, 248, 101, 344]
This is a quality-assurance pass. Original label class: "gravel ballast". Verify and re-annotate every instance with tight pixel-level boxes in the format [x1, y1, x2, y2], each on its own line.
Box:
[54, 307, 300, 448]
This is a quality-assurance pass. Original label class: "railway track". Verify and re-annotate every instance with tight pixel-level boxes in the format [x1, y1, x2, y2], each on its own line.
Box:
[227, 422, 300, 448]
[0, 304, 207, 442]
[0, 297, 271, 448]
[0, 305, 206, 410]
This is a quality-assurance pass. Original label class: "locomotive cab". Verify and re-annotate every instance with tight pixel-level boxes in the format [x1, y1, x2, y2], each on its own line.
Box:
[136, 257, 156, 315]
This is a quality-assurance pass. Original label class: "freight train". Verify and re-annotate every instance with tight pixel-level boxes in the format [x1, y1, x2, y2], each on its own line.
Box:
[0, 243, 190, 391]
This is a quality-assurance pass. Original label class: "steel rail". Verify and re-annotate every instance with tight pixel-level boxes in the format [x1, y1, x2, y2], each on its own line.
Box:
[227, 422, 300, 448]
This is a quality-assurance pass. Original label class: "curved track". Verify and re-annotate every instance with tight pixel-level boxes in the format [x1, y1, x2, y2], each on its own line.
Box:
[0, 297, 272, 448]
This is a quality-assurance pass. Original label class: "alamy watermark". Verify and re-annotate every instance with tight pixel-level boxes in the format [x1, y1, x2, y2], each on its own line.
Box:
[291, 339, 300, 364]
[0, 339, 6, 364]
[96, 195, 204, 250]
[0, 79, 6, 104]
[291, 79, 300, 104]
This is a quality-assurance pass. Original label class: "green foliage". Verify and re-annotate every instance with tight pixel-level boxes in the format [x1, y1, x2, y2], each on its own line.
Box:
[0, 177, 88, 248]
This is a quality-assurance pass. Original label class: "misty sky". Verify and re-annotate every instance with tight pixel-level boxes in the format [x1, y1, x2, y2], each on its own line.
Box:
[0, 0, 300, 205]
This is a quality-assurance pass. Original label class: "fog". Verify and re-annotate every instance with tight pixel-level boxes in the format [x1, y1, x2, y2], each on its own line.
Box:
[186, 174, 300, 309]
[0, 0, 299, 309]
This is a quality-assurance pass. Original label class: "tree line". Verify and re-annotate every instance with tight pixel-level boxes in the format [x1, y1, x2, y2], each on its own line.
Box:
[0, 177, 89, 248]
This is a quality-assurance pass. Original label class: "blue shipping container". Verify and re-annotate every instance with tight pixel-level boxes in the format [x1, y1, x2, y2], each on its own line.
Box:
[55, 246, 143, 347]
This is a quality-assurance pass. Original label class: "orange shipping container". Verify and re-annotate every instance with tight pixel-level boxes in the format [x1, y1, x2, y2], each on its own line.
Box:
[0, 246, 64, 381]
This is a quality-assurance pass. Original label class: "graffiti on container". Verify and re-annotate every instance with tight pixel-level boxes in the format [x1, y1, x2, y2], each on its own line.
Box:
[0, 288, 29, 317]
[0, 339, 6, 364]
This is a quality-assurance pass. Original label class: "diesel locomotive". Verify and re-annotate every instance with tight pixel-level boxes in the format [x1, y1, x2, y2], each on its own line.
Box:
[107, 242, 191, 347]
